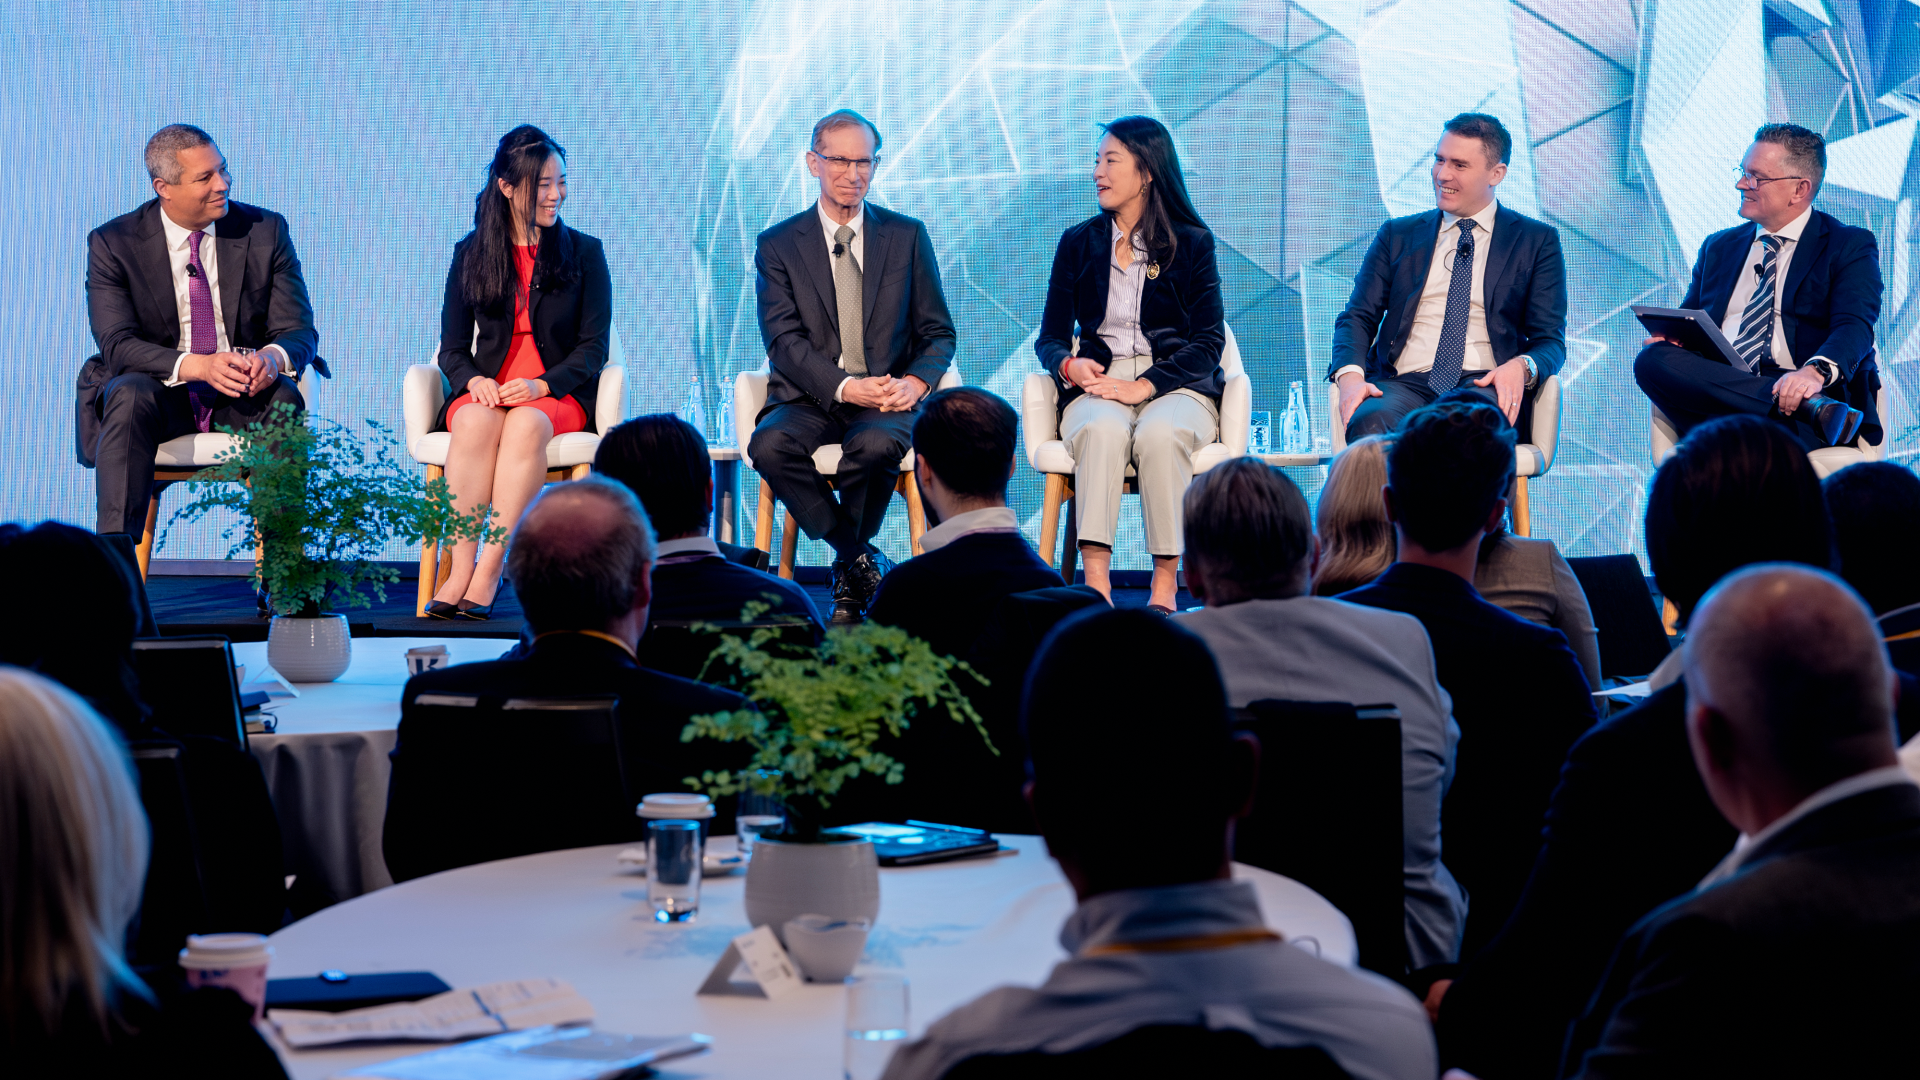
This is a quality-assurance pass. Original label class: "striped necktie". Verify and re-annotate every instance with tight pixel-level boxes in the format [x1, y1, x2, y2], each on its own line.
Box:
[1732, 234, 1785, 373]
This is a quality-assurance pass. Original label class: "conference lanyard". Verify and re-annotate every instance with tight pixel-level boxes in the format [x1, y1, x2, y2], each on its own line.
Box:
[1080, 928, 1283, 958]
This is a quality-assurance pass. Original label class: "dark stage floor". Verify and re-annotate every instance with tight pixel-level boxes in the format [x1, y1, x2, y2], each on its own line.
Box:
[146, 570, 1193, 641]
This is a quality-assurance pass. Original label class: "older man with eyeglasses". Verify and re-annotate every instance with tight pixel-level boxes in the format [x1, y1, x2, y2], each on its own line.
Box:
[1634, 123, 1883, 450]
[747, 108, 958, 623]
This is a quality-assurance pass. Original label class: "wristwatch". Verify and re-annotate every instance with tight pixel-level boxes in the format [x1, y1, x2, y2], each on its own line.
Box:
[1519, 355, 1538, 388]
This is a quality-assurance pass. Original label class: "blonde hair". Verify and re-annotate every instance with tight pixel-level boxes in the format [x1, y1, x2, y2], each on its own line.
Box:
[0, 667, 150, 1042]
[1313, 436, 1397, 596]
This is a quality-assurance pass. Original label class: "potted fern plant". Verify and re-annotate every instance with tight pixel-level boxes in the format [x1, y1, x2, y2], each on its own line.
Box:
[680, 613, 991, 937]
[165, 402, 502, 682]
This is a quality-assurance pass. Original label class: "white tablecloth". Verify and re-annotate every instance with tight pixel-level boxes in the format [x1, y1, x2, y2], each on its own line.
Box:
[237, 637, 509, 903]
[266, 836, 1353, 1079]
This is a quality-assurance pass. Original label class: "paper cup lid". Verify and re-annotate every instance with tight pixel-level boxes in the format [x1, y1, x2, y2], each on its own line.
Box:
[638, 793, 715, 819]
[178, 933, 272, 970]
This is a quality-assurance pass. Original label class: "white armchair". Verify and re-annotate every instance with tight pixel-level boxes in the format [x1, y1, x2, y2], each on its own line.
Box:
[1650, 382, 1887, 480]
[734, 362, 963, 579]
[405, 324, 628, 614]
[1023, 324, 1251, 573]
[1326, 372, 1563, 537]
[136, 366, 324, 579]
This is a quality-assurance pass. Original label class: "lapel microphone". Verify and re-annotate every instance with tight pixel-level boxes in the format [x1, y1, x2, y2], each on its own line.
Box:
[833, 242, 845, 257]
[186, 264, 200, 278]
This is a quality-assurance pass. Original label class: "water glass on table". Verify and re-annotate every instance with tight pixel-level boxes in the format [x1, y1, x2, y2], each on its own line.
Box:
[844, 972, 910, 1080]
[735, 776, 784, 859]
[647, 819, 702, 923]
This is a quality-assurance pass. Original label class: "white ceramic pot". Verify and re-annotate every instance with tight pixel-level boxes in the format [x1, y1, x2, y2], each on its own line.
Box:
[743, 833, 880, 945]
[267, 614, 352, 683]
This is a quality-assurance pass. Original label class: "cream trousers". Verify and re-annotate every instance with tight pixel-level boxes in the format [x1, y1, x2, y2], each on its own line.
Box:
[1061, 355, 1218, 557]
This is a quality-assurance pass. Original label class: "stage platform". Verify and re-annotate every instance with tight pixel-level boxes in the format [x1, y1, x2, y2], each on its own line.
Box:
[146, 568, 1194, 642]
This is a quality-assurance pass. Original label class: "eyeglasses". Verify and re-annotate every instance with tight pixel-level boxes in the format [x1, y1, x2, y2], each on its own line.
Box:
[812, 152, 879, 175]
[1732, 167, 1805, 188]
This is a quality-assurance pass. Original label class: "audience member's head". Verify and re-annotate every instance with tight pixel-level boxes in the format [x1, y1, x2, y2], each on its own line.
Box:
[593, 414, 711, 541]
[1385, 401, 1515, 555]
[1822, 462, 1920, 616]
[507, 478, 657, 638]
[1183, 458, 1313, 605]
[1645, 416, 1831, 628]
[1020, 608, 1255, 898]
[0, 523, 147, 731]
[1313, 436, 1395, 595]
[1683, 565, 1896, 836]
[911, 388, 1018, 517]
[0, 667, 150, 1047]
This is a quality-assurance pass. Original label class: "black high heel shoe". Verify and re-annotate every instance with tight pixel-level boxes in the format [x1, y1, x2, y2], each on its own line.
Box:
[455, 599, 493, 621]
[425, 600, 462, 620]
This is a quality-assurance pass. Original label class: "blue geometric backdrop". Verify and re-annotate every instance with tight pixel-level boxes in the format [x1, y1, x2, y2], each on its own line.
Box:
[5, 0, 1917, 568]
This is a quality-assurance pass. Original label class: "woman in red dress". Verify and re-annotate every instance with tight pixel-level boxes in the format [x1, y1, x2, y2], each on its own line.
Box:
[429, 126, 611, 618]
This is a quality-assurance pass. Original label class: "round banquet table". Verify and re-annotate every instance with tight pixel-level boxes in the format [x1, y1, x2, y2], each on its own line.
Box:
[265, 835, 1355, 1079]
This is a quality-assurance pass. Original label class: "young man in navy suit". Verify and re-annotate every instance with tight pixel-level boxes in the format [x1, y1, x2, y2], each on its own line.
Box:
[1634, 124, 1882, 450]
[1330, 113, 1566, 441]
[748, 109, 957, 624]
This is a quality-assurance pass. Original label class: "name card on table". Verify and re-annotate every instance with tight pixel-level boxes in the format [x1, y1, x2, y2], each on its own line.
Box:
[697, 926, 803, 999]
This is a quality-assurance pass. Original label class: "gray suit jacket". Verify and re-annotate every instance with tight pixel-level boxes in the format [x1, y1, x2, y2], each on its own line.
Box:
[753, 202, 956, 412]
[1177, 596, 1466, 970]
[1475, 534, 1602, 691]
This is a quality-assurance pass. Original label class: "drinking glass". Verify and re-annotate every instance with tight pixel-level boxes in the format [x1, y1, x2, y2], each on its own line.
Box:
[735, 778, 785, 860]
[844, 972, 909, 1080]
[647, 820, 702, 923]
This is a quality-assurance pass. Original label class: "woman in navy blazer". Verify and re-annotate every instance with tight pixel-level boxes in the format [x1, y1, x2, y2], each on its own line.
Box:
[429, 126, 611, 620]
[1035, 116, 1224, 613]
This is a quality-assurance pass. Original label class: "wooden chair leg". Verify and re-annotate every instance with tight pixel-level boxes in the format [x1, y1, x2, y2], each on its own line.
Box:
[135, 487, 163, 580]
[570, 463, 591, 480]
[1513, 474, 1532, 537]
[1038, 473, 1067, 569]
[779, 509, 800, 580]
[755, 478, 776, 556]
[416, 465, 443, 616]
[901, 472, 928, 556]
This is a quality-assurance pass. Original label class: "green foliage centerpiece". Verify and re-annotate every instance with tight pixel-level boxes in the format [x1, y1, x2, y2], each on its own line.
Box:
[165, 401, 503, 618]
[680, 608, 993, 842]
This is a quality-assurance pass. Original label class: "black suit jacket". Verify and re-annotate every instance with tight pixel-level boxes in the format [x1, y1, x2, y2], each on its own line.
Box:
[436, 220, 610, 432]
[649, 553, 823, 632]
[80, 199, 323, 466]
[1034, 215, 1225, 409]
[754, 203, 955, 412]
[1560, 782, 1920, 1078]
[866, 531, 1064, 661]
[1328, 204, 1567, 384]
[1679, 209, 1885, 444]
[384, 633, 751, 881]
[1340, 563, 1596, 962]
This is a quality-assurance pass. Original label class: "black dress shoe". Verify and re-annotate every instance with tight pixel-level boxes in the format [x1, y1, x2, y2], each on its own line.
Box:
[1807, 395, 1864, 448]
[829, 548, 895, 625]
[829, 558, 861, 625]
[425, 600, 461, 620]
[455, 599, 492, 621]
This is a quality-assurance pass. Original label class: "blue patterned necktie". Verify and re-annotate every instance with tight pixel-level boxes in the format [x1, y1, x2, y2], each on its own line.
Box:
[1732, 234, 1785, 373]
[1428, 219, 1477, 392]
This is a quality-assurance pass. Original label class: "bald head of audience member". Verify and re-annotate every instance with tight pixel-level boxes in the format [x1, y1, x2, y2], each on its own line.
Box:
[506, 477, 658, 646]
[1683, 565, 1898, 838]
[1183, 457, 1316, 606]
[1021, 608, 1258, 900]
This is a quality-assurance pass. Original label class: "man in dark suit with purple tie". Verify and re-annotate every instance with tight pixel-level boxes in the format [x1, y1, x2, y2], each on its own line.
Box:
[1634, 123, 1881, 451]
[82, 124, 322, 539]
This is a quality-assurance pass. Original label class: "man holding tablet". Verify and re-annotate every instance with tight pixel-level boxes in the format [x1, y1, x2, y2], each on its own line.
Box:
[1634, 124, 1881, 450]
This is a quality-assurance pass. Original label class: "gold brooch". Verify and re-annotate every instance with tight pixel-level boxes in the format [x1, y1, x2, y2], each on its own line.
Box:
[1146, 262, 1161, 279]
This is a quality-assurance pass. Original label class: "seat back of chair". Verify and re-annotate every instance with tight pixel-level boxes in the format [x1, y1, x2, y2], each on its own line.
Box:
[383, 695, 634, 881]
[1566, 555, 1672, 682]
[126, 740, 211, 967]
[1232, 700, 1407, 980]
[940, 1024, 1354, 1080]
[132, 636, 248, 747]
[637, 620, 821, 685]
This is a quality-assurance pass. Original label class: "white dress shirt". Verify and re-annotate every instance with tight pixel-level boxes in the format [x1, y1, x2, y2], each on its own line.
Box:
[817, 199, 865, 404]
[158, 208, 290, 387]
[653, 535, 723, 565]
[916, 505, 1019, 553]
[1335, 200, 1528, 384]
[1698, 765, 1917, 888]
[1097, 222, 1152, 360]
[1717, 207, 1835, 384]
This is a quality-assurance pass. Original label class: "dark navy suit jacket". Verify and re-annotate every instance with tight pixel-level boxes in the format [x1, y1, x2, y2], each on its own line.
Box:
[1328, 204, 1567, 383]
[1034, 215, 1225, 409]
[754, 203, 956, 413]
[649, 553, 824, 632]
[1679, 209, 1884, 443]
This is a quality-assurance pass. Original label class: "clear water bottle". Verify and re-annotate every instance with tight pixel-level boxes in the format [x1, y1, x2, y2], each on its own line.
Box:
[1281, 380, 1309, 455]
[677, 376, 707, 441]
[713, 377, 736, 447]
